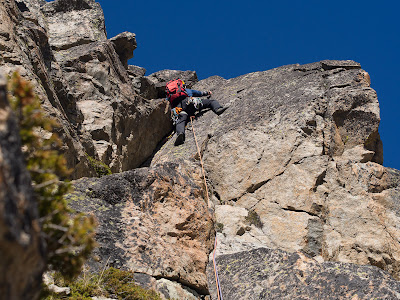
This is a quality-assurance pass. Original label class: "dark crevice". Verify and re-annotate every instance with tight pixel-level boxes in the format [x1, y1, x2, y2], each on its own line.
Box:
[213, 191, 221, 201]
[246, 179, 270, 194]
[312, 170, 327, 192]
[329, 83, 352, 89]
[321, 63, 361, 71]
[282, 206, 318, 217]
[16, 1, 29, 12]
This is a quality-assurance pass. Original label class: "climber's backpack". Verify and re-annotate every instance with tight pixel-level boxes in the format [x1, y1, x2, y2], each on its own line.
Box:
[165, 79, 187, 103]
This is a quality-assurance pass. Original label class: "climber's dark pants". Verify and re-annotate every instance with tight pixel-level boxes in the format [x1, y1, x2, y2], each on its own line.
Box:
[175, 98, 222, 135]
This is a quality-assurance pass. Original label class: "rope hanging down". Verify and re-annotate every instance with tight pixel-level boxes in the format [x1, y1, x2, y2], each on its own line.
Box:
[190, 116, 223, 300]
[190, 116, 210, 208]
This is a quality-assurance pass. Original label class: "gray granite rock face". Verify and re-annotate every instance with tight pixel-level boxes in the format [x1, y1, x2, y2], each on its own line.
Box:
[0, 0, 172, 178]
[207, 248, 400, 299]
[152, 60, 400, 295]
[41, 0, 107, 51]
[110, 31, 137, 69]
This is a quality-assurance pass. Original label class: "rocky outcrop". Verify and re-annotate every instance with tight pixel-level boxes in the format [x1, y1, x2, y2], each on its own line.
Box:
[67, 162, 215, 299]
[110, 31, 137, 69]
[2, 0, 400, 298]
[0, 0, 173, 178]
[152, 60, 400, 296]
[41, 0, 106, 51]
[0, 74, 45, 300]
[207, 248, 400, 299]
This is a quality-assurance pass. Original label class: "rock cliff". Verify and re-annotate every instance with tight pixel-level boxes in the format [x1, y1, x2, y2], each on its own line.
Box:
[1, 0, 400, 299]
[152, 60, 400, 298]
[0, 0, 172, 179]
[67, 162, 214, 299]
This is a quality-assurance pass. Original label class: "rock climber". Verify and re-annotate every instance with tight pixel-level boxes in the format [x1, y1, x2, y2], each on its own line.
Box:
[166, 79, 228, 146]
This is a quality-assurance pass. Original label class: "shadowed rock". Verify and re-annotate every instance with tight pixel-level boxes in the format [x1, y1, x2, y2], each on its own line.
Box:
[67, 162, 215, 298]
[207, 248, 400, 299]
[1, 0, 173, 178]
[110, 31, 137, 68]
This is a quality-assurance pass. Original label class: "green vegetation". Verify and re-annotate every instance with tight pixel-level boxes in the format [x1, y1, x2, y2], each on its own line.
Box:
[215, 222, 224, 233]
[8, 72, 96, 278]
[42, 268, 162, 300]
[86, 153, 112, 177]
[245, 209, 263, 229]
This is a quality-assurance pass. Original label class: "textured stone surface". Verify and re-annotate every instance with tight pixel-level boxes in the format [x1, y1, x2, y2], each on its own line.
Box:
[0, 0, 99, 178]
[207, 248, 400, 299]
[53, 40, 172, 172]
[153, 60, 400, 282]
[0, 0, 173, 178]
[41, 0, 107, 50]
[67, 162, 215, 297]
[2, 0, 400, 298]
[110, 31, 137, 68]
[0, 74, 45, 300]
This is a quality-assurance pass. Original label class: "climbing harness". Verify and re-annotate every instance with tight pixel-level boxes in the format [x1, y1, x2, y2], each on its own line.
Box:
[171, 107, 184, 125]
[190, 116, 223, 300]
[187, 97, 203, 110]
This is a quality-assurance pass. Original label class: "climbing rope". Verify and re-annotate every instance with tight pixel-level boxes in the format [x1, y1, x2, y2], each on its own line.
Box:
[190, 116, 223, 300]
[190, 116, 210, 208]
[213, 234, 223, 300]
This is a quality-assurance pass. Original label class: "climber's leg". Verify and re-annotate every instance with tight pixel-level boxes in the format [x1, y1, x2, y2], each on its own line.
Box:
[175, 111, 188, 146]
[201, 98, 228, 115]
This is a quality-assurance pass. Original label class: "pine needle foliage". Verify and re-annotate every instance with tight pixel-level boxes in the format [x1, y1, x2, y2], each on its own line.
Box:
[8, 72, 97, 279]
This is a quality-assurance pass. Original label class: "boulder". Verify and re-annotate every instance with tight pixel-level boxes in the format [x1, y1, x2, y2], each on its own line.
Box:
[110, 31, 137, 69]
[127, 65, 159, 99]
[207, 248, 400, 299]
[128, 65, 146, 78]
[66, 162, 215, 298]
[0, 74, 45, 300]
[41, 0, 107, 50]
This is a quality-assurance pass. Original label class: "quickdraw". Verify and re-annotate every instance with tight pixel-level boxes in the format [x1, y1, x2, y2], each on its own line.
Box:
[171, 107, 183, 125]
[187, 97, 203, 110]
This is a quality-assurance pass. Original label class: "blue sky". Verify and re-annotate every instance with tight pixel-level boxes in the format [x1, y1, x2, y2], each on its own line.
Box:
[96, 1, 399, 169]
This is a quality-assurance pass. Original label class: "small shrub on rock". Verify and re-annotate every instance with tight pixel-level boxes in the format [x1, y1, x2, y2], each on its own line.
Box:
[42, 268, 162, 300]
[86, 153, 112, 177]
[245, 209, 263, 229]
[215, 222, 224, 233]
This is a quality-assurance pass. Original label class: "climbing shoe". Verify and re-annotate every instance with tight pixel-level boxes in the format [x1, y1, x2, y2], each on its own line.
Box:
[214, 106, 228, 115]
[174, 133, 185, 146]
